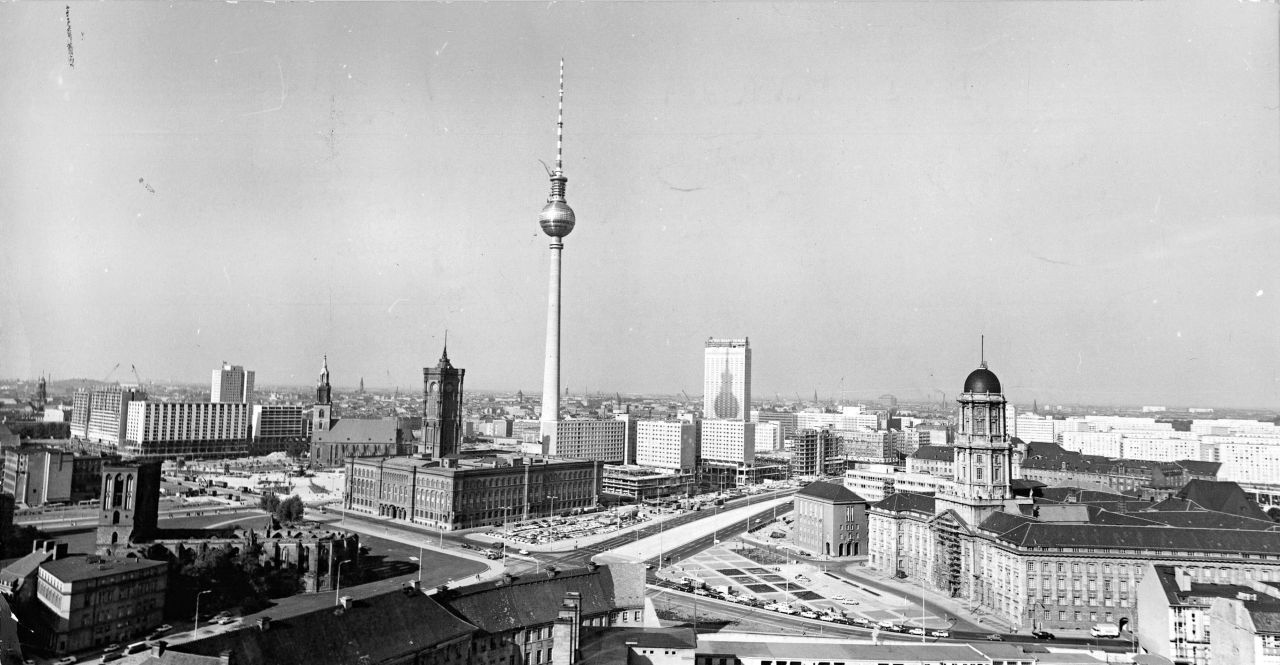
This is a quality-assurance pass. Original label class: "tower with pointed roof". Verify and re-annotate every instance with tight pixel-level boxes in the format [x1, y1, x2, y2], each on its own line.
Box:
[313, 356, 334, 435]
[423, 343, 465, 459]
[538, 60, 576, 448]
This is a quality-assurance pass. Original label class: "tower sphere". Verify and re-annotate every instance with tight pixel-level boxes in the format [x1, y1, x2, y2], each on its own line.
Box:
[539, 196, 576, 237]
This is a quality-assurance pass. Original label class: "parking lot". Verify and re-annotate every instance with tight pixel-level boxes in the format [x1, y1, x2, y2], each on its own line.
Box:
[665, 539, 953, 634]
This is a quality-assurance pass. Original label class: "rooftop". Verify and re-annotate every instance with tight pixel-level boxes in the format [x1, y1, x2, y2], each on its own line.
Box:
[795, 480, 866, 504]
[41, 554, 167, 583]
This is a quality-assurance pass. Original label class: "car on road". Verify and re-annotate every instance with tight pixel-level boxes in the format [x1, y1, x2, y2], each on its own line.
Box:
[54, 657, 77, 665]
[518, 549, 530, 555]
[908, 627, 926, 635]
[985, 633, 1004, 641]
[104, 643, 121, 653]
[1032, 630, 1056, 640]
[850, 617, 871, 627]
[155, 624, 173, 634]
[929, 629, 951, 638]
[103, 653, 125, 663]
[799, 611, 819, 619]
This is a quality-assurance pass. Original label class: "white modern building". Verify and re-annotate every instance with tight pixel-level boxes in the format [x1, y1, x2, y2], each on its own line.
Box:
[703, 338, 750, 421]
[635, 420, 696, 473]
[543, 419, 626, 463]
[700, 419, 755, 465]
[210, 363, 254, 404]
[123, 402, 250, 458]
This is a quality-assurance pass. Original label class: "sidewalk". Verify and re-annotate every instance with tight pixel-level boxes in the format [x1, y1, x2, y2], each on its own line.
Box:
[839, 565, 1015, 633]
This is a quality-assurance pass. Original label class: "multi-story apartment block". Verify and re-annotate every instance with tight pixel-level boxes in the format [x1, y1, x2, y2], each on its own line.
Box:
[210, 363, 254, 404]
[635, 420, 696, 473]
[789, 428, 844, 477]
[543, 419, 626, 463]
[250, 404, 307, 455]
[907, 445, 955, 477]
[345, 453, 601, 531]
[753, 410, 797, 437]
[72, 386, 148, 447]
[700, 420, 755, 465]
[844, 462, 953, 503]
[1135, 564, 1280, 665]
[703, 338, 750, 421]
[1060, 431, 1124, 458]
[753, 420, 782, 452]
[122, 401, 249, 458]
[601, 465, 696, 500]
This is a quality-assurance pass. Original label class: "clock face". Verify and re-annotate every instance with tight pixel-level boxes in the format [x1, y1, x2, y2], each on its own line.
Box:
[444, 384, 454, 393]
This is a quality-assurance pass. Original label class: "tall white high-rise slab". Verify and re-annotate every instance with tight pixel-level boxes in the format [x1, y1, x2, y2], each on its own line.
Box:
[211, 363, 254, 404]
[538, 60, 576, 444]
[703, 338, 751, 421]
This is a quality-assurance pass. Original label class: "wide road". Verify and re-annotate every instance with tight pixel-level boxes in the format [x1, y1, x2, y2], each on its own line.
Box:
[650, 582, 1135, 652]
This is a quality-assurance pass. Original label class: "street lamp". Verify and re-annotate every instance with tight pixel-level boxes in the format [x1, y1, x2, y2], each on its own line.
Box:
[547, 495, 558, 519]
[500, 506, 512, 562]
[194, 589, 211, 634]
[334, 559, 352, 605]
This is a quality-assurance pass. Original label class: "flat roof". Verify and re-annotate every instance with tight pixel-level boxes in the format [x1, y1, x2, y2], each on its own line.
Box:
[42, 555, 167, 583]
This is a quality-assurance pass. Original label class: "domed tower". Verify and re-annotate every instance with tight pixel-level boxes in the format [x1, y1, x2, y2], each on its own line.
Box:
[539, 59, 575, 446]
[938, 356, 1020, 527]
[313, 355, 333, 435]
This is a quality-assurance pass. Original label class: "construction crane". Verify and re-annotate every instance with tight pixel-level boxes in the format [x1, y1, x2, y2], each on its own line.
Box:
[103, 363, 120, 383]
[131, 364, 144, 387]
[681, 389, 691, 403]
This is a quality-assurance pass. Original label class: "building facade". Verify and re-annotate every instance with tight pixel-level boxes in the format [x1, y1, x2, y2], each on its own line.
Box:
[71, 386, 148, 446]
[703, 338, 750, 421]
[2, 446, 104, 507]
[345, 453, 601, 531]
[635, 420, 696, 473]
[35, 555, 167, 654]
[122, 401, 250, 458]
[792, 480, 869, 558]
[210, 363, 254, 404]
[250, 404, 307, 455]
[544, 419, 626, 463]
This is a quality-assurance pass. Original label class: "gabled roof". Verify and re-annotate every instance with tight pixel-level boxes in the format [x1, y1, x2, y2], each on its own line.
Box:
[0, 549, 53, 587]
[795, 481, 866, 504]
[1165, 480, 1269, 521]
[992, 522, 1280, 555]
[1174, 460, 1221, 477]
[909, 445, 955, 462]
[313, 417, 399, 444]
[439, 565, 640, 634]
[172, 587, 475, 665]
[1246, 602, 1280, 634]
[872, 491, 935, 515]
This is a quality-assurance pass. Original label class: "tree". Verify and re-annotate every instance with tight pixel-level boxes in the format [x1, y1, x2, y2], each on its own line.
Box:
[276, 495, 305, 523]
[259, 491, 281, 514]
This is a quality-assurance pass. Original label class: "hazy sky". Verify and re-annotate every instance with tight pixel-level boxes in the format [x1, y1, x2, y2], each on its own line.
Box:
[2, 2, 1277, 408]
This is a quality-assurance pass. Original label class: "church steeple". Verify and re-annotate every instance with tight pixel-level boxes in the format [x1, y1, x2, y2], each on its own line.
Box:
[316, 355, 332, 405]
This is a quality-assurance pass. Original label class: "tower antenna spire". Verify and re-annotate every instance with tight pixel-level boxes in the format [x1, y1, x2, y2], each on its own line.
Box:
[980, 335, 986, 369]
[556, 57, 564, 174]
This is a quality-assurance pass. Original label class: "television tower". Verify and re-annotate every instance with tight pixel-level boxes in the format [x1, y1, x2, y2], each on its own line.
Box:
[539, 59, 575, 442]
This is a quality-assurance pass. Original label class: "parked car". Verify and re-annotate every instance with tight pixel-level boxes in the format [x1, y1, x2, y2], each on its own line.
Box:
[929, 629, 951, 638]
[908, 627, 926, 635]
[55, 657, 78, 665]
[1032, 630, 1056, 640]
[518, 549, 530, 555]
[985, 633, 1004, 641]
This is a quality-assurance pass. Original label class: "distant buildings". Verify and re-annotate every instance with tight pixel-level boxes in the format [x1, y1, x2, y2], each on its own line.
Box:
[210, 363, 254, 404]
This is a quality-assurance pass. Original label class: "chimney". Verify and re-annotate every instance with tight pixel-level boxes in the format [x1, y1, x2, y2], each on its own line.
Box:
[551, 592, 582, 665]
[54, 542, 68, 559]
[339, 595, 353, 610]
[257, 617, 272, 631]
[150, 641, 167, 657]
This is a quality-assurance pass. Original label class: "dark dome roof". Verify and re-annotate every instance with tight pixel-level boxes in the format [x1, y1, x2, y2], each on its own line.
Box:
[963, 366, 1002, 394]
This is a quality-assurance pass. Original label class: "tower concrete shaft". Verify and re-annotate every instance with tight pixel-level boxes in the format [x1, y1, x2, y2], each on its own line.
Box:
[540, 238, 564, 428]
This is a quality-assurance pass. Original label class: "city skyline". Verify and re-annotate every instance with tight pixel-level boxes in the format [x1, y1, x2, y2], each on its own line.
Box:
[2, 3, 1277, 408]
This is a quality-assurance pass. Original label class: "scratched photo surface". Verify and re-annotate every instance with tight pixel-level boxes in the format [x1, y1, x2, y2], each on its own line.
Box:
[1, 2, 1277, 408]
